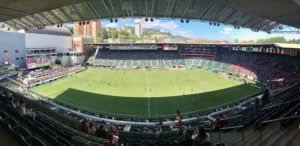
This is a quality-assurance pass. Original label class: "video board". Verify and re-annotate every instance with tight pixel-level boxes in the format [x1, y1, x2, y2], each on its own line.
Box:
[163, 44, 178, 50]
[26, 56, 53, 69]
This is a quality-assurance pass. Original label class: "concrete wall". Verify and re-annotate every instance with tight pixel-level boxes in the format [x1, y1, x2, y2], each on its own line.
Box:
[25, 33, 72, 53]
[0, 32, 84, 68]
[56, 54, 85, 67]
[0, 32, 26, 68]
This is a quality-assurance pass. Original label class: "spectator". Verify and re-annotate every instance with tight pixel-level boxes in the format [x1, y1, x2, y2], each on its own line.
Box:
[109, 125, 119, 141]
[179, 131, 193, 146]
[15, 100, 35, 120]
[79, 119, 89, 133]
[88, 123, 97, 135]
[16, 100, 27, 116]
[7, 97, 16, 110]
[156, 115, 163, 137]
[261, 89, 270, 106]
[102, 133, 118, 146]
[96, 125, 107, 138]
[219, 114, 229, 127]
[212, 118, 221, 131]
[177, 110, 182, 131]
[255, 97, 261, 111]
[192, 127, 211, 146]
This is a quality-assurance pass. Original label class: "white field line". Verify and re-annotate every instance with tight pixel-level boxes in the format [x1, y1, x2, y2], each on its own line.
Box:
[147, 71, 151, 117]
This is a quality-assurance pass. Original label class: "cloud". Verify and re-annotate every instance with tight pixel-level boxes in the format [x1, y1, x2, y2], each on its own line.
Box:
[220, 27, 234, 35]
[140, 19, 178, 31]
[105, 23, 118, 28]
[134, 18, 142, 23]
[160, 21, 178, 30]
[119, 18, 130, 22]
[172, 30, 192, 38]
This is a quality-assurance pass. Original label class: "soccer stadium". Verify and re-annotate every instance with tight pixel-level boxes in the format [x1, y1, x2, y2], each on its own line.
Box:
[0, 0, 300, 146]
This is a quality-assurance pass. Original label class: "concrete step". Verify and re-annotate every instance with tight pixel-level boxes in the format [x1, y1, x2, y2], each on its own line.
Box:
[275, 121, 300, 146]
[233, 123, 278, 146]
[220, 130, 242, 145]
[286, 129, 300, 146]
[248, 129, 274, 146]
[267, 121, 299, 146]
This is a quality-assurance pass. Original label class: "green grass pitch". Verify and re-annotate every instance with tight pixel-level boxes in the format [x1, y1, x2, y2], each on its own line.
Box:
[30, 69, 261, 118]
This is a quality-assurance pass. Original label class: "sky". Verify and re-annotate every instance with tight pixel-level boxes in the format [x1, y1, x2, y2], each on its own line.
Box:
[100, 18, 300, 41]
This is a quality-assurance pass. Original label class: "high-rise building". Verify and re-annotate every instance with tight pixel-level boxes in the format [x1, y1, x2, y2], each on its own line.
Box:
[135, 23, 143, 37]
[73, 20, 100, 43]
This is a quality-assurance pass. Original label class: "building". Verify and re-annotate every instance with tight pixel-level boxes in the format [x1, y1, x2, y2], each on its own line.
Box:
[0, 26, 86, 69]
[122, 26, 134, 35]
[73, 20, 100, 43]
[24, 26, 73, 53]
[73, 36, 93, 53]
[135, 23, 143, 37]
[24, 26, 81, 68]
[0, 31, 26, 68]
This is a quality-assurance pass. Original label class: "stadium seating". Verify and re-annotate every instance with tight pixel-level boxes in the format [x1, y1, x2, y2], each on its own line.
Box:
[0, 47, 300, 145]
[92, 49, 300, 90]
[23, 66, 85, 87]
[0, 78, 300, 146]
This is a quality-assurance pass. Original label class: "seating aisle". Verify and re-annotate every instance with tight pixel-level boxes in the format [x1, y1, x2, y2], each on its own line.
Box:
[0, 126, 21, 146]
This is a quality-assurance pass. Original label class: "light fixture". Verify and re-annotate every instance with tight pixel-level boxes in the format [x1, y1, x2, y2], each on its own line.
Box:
[181, 19, 184, 23]
[150, 18, 154, 22]
[115, 18, 118, 23]
[110, 19, 113, 23]
[186, 19, 189, 23]
[145, 17, 148, 22]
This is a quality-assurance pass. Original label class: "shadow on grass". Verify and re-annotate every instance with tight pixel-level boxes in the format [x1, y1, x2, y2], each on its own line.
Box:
[54, 84, 261, 118]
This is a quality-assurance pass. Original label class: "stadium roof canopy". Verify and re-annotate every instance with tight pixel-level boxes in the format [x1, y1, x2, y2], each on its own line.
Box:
[2, 0, 300, 32]
[24, 26, 72, 36]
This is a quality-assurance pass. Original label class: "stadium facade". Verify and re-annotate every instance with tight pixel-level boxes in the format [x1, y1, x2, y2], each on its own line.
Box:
[0, 27, 86, 68]
[0, 31, 26, 67]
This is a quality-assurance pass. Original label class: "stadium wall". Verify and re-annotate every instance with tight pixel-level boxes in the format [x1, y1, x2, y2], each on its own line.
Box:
[25, 33, 72, 53]
[56, 52, 85, 67]
[0, 32, 26, 68]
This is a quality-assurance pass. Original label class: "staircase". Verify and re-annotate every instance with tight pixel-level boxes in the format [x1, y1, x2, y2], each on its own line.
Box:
[210, 120, 300, 146]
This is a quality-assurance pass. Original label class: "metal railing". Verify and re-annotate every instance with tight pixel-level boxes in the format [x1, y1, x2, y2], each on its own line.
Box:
[203, 124, 245, 143]
[261, 98, 300, 111]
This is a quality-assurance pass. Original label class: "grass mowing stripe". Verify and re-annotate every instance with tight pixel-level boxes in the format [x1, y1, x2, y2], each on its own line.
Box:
[30, 69, 261, 118]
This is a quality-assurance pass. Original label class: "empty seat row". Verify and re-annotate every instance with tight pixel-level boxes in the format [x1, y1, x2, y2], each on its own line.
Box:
[0, 110, 46, 146]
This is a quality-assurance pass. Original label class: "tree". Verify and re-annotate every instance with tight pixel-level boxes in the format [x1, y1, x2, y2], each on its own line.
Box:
[110, 29, 118, 38]
[119, 30, 129, 40]
[96, 35, 104, 43]
[234, 39, 239, 43]
[100, 28, 108, 39]
[256, 37, 287, 43]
